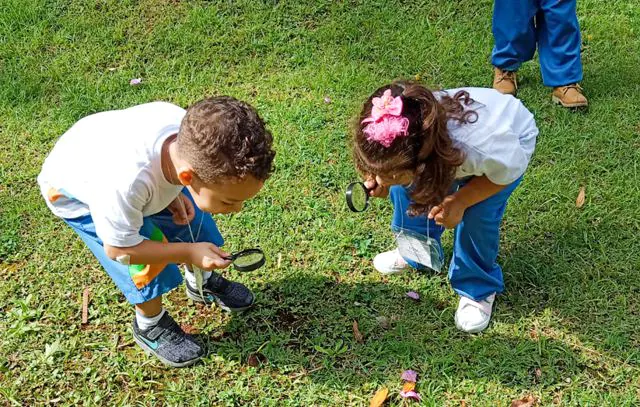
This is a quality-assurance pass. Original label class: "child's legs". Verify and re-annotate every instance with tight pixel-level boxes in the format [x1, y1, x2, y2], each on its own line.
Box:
[536, 0, 583, 86]
[150, 188, 224, 247]
[448, 177, 522, 301]
[491, 0, 538, 71]
[63, 215, 182, 309]
[390, 185, 445, 268]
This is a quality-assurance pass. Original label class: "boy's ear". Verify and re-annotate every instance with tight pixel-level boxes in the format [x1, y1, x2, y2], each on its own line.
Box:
[177, 168, 194, 186]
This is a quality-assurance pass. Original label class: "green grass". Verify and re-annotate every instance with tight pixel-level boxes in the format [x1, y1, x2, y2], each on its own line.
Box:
[1, 0, 639, 405]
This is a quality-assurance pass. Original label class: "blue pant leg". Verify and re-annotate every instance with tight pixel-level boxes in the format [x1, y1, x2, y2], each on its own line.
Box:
[536, 0, 583, 86]
[150, 188, 224, 247]
[448, 177, 522, 301]
[491, 0, 539, 71]
[389, 185, 444, 269]
[64, 215, 183, 305]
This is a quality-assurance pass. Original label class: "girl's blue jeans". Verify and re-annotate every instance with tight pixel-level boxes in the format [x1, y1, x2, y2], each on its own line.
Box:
[390, 177, 522, 301]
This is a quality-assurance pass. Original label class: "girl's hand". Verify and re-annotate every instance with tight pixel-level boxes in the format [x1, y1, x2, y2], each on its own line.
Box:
[167, 193, 195, 225]
[428, 195, 466, 229]
[188, 242, 232, 270]
[364, 176, 390, 198]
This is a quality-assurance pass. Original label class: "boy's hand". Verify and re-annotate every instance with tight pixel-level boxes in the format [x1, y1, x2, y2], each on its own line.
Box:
[428, 195, 466, 229]
[167, 193, 195, 225]
[364, 176, 390, 198]
[188, 242, 232, 270]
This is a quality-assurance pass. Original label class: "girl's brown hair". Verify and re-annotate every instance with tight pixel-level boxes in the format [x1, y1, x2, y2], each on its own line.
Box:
[352, 82, 477, 215]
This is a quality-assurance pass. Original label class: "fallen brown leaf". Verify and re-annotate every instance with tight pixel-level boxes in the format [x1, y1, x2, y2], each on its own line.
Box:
[370, 387, 389, 407]
[402, 381, 416, 392]
[576, 186, 586, 208]
[511, 394, 536, 407]
[535, 368, 542, 379]
[247, 352, 267, 367]
[353, 320, 364, 344]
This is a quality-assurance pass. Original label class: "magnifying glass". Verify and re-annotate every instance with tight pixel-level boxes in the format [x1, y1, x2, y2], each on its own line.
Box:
[345, 181, 373, 212]
[223, 248, 266, 272]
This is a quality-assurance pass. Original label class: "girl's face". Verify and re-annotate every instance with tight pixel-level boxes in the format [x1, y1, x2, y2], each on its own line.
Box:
[375, 170, 414, 187]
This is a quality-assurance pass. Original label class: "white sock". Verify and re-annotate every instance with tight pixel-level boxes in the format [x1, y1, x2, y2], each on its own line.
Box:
[136, 308, 166, 331]
[185, 269, 212, 288]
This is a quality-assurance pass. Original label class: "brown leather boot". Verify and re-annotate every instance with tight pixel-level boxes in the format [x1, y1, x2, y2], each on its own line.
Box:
[552, 84, 588, 108]
[493, 67, 517, 95]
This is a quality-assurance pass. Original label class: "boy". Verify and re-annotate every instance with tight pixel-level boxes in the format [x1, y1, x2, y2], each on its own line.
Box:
[37, 97, 276, 367]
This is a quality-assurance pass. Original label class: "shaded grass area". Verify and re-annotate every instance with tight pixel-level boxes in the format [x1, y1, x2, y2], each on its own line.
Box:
[1, 0, 639, 405]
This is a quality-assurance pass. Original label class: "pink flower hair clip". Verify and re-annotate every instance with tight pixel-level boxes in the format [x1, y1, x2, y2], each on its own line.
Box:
[361, 89, 409, 147]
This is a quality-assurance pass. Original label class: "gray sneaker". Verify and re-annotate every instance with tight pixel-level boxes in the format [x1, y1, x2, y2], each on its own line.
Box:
[185, 272, 255, 312]
[132, 312, 203, 368]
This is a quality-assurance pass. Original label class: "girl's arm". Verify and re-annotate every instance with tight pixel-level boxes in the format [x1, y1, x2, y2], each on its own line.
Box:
[451, 176, 507, 208]
[428, 176, 507, 228]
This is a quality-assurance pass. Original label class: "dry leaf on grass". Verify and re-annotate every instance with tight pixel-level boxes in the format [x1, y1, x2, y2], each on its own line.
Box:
[511, 394, 536, 407]
[247, 352, 267, 367]
[353, 320, 364, 343]
[576, 186, 586, 208]
[370, 387, 388, 407]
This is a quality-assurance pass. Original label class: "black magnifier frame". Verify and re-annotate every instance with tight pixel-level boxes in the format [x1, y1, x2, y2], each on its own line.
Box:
[224, 248, 266, 272]
[345, 181, 373, 212]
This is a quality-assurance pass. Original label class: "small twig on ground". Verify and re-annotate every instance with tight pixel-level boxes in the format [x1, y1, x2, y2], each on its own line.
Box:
[81, 288, 90, 325]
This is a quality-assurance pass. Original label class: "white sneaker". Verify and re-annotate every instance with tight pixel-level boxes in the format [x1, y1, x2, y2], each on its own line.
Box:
[373, 249, 411, 275]
[454, 293, 496, 333]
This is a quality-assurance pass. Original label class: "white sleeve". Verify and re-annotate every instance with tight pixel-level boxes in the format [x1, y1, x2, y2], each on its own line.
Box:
[90, 181, 150, 248]
[481, 132, 530, 185]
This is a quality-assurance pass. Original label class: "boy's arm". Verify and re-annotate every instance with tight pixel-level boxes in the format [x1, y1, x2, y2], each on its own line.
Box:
[104, 240, 231, 270]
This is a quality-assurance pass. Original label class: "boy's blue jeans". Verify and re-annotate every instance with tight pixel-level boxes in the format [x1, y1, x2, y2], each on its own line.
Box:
[63, 189, 224, 305]
[491, 0, 582, 87]
[390, 177, 522, 301]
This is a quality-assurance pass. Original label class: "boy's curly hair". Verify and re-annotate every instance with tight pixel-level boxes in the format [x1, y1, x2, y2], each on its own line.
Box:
[177, 96, 275, 183]
[353, 81, 477, 215]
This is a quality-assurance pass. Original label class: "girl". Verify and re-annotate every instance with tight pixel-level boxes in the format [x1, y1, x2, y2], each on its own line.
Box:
[352, 82, 537, 333]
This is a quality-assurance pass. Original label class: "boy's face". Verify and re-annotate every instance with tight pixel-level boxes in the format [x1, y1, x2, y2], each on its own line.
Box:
[188, 175, 264, 214]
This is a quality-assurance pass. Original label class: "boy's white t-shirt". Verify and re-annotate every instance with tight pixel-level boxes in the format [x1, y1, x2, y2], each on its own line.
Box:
[37, 102, 186, 248]
[440, 87, 538, 185]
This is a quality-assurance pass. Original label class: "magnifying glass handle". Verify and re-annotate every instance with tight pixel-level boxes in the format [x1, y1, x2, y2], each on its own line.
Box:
[222, 250, 239, 261]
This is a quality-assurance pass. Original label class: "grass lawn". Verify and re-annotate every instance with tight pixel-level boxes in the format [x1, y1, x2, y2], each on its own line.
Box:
[1, 0, 640, 405]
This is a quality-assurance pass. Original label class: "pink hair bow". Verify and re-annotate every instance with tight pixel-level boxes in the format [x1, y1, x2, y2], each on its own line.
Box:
[361, 89, 409, 147]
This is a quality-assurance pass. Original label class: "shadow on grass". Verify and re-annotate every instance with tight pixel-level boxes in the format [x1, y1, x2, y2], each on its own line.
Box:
[187, 216, 638, 396]
[194, 272, 590, 393]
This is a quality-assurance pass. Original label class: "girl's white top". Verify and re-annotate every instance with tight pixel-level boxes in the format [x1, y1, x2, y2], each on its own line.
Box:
[440, 87, 538, 185]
